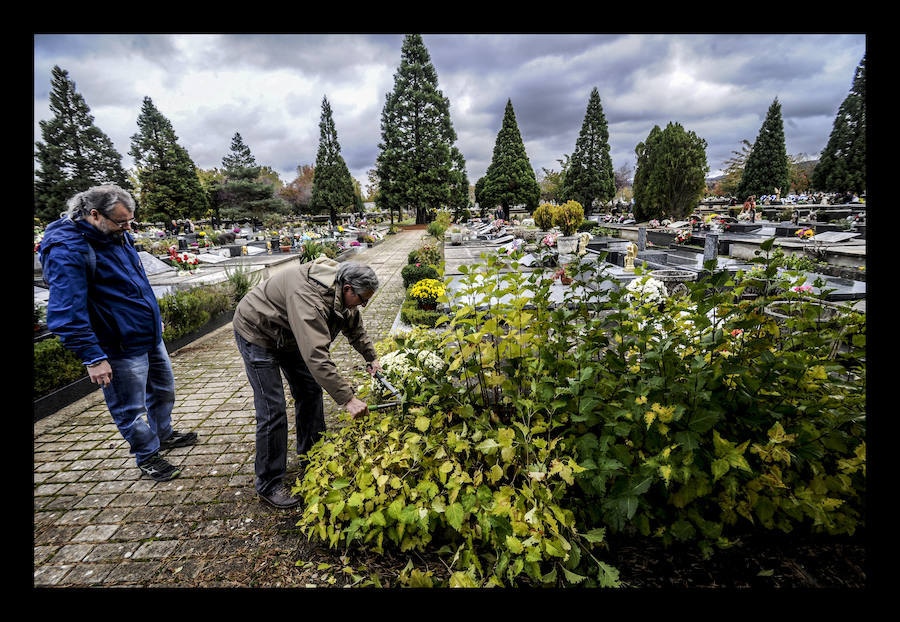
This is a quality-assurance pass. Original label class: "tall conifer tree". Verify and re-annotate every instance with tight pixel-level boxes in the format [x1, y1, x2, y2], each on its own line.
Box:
[736, 98, 790, 200]
[34, 66, 131, 222]
[812, 55, 866, 194]
[561, 87, 616, 210]
[309, 96, 356, 225]
[632, 122, 708, 220]
[481, 99, 540, 220]
[129, 97, 208, 222]
[215, 132, 289, 222]
[375, 34, 466, 224]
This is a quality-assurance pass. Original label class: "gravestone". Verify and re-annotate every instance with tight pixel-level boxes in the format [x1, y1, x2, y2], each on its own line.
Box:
[637, 227, 647, 251]
[810, 231, 862, 243]
[138, 251, 175, 275]
[196, 253, 230, 264]
[703, 233, 719, 265]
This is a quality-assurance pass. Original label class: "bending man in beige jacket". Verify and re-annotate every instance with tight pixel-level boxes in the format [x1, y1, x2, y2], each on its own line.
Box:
[233, 258, 382, 509]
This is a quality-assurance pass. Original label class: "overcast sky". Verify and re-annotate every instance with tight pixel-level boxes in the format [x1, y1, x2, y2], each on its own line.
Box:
[34, 33, 866, 194]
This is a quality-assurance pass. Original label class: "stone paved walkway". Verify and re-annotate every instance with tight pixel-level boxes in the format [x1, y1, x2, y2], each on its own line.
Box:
[33, 229, 429, 587]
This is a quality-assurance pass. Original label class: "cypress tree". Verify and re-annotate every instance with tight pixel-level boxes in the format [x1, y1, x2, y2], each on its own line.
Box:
[129, 97, 208, 222]
[561, 87, 616, 210]
[309, 96, 356, 226]
[215, 132, 289, 223]
[632, 122, 708, 220]
[736, 98, 791, 200]
[34, 66, 131, 223]
[812, 55, 866, 194]
[481, 99, 541, 220]
[375, 34, 465, 224]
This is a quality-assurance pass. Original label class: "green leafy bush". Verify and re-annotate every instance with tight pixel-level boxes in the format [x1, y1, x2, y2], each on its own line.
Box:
[34, 337, 87, 398]
[160, 284, 232, 342]
[400, 297, 444, 328]
[551, 200, 584, 236]
[409, 243, 442, 266]
[533, 203, 555, 230]
[401, 263, 440, 289]
[293, 239, 865, 586]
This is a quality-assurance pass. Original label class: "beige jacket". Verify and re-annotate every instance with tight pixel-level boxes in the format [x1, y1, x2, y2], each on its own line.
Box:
[233, 256, 376, 406]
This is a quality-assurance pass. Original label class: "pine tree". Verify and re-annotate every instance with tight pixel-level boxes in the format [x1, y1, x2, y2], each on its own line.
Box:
[34, 66, 131, 223]
[736, 98, 791, 200]
[481, 99, 541, 220]
[632, 122, 708, 220]
[813, 55, 866, 194]
[214, 132, 289, 223]
[309, 96, 356, 225]
[561, 87, 616, 210]
[129, 97, 208, 222]
[375, 34, 466, 225]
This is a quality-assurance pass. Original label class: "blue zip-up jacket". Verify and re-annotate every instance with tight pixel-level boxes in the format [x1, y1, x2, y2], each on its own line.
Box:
[38, 217, 162, 364]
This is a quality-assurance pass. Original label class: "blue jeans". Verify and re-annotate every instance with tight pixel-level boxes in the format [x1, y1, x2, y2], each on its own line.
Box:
[101, 339, 176, 466]
[234, 330, 325, 495]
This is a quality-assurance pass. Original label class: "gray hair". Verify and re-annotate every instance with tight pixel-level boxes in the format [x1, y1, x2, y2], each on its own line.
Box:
[336, 262, 379, 295]
[62, 184, 136, 221]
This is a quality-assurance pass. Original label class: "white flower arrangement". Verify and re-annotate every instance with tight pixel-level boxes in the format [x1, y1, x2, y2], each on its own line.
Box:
[624, 276, 667, 306]
[372, 348, 445, 394]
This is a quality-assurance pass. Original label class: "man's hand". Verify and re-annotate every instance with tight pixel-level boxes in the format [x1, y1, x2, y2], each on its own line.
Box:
[365, 360, 383, 376]
[344, 396, 369, 419]
[87, 360, 113, 388]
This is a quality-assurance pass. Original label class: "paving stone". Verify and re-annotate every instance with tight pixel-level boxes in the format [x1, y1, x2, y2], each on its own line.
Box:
[82, 542, 140, 562]
[50, 543, 95, 563]
[72, 523, 120, 542]
[59, 563, 116, 585]
[56, 508, 100, 525]
[133, 539, 180, 559]
[33, 564, 73, 586]
[104, 560, 162, 584]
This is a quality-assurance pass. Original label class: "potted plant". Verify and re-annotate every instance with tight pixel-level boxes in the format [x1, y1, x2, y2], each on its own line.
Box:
[408, 278, 445, 311]
[280, 235, 293, 252]
[551, 200, 584, 254]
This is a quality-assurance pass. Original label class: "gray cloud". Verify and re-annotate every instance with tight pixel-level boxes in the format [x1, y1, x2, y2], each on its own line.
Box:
[34, 33, 865, 189]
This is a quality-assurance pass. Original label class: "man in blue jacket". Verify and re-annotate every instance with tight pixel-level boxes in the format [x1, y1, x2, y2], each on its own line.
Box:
[39, 185, 198, 481]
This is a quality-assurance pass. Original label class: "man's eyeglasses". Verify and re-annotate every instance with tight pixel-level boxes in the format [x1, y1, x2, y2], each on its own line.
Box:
[95, 210, 135, 228]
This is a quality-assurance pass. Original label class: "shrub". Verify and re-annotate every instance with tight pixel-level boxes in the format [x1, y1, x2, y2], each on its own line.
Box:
[533, 203, 555, 230]
[551, 200, 584, 236]
[409, 244, 442, 266]
[401, 263, 440, 289]
[159, 284, 232, 342]
[293, 240, 865, 587]
[34, 337, 86, 398]
[400, 297, 444, 328]
[224, 265, 262, 306]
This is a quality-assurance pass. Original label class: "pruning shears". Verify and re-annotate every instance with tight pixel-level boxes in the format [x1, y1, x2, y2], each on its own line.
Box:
[366, 363, 404, 411]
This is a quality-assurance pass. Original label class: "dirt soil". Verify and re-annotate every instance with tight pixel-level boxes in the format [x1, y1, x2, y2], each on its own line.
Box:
[202, 517, 866, 588]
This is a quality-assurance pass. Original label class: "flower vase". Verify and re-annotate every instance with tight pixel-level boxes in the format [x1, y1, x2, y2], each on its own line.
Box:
[419, 302, 437, 311]
[555, 234, 579, 255]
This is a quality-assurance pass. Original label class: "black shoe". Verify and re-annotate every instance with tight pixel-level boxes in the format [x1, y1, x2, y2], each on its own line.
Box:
[159, 430, 198, 451]
[258, 485, 300, 510]
[138, 453, 181, 482]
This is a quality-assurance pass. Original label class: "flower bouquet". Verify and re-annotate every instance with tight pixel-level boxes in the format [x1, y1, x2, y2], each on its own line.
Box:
[541, 232, 558, 248]
[674, 230, 692, 245]
[170, 250, 199, 273]
[624, 276, 667, 306]
[795, 228, 814, 240]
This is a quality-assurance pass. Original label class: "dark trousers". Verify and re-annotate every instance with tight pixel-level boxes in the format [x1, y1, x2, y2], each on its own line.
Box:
[234, 330, 325, 495]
